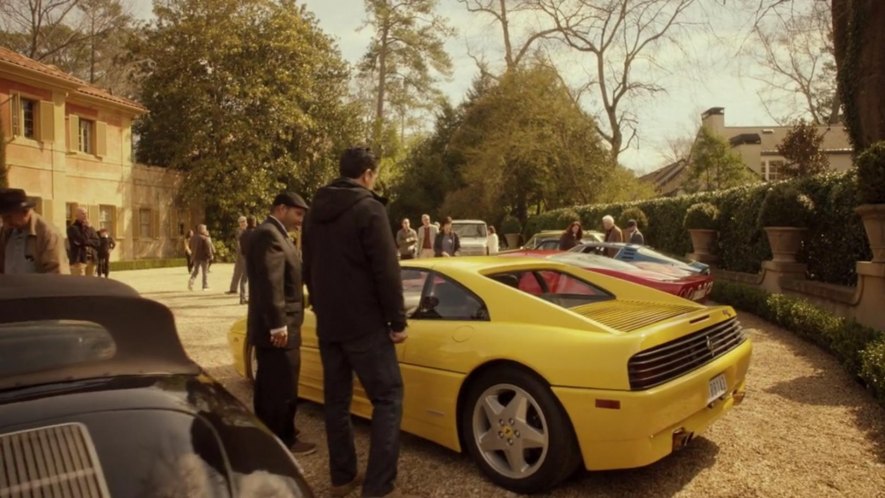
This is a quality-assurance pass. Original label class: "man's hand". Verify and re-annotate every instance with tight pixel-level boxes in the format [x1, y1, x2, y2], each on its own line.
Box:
[389, 330, 408, 343]
[270, 327, 288, 348]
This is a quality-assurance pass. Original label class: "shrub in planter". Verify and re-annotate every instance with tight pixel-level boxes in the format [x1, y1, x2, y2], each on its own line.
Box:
[757, 183, 815, 227]
[500, 215, 522, 248]
[854, 142, 885, 262]
[683, 202, 720, 230]
[856, 141, 885, 204]
[619, 207, 648, 230]
[500, 215, 522, 234]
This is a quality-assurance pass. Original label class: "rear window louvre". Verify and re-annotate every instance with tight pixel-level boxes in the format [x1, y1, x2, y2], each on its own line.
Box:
[0, 423, 111, 497]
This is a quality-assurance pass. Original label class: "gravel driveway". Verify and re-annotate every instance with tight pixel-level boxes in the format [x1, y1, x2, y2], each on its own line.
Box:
[114, 265, 885, 497]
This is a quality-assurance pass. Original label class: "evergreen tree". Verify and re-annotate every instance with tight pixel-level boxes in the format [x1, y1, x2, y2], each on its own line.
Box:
[130, 0, 360, 232]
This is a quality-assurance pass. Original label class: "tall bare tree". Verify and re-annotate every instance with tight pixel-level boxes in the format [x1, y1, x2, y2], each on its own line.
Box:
[747, 0, 885, 151]
[0, 0, 135, 94]
[747, 0, 839, 125]
[536, 0, 695, 162]
[359, 0, 453, 153]
[0, 0, 86, 60]
[457, 0, 558, 70]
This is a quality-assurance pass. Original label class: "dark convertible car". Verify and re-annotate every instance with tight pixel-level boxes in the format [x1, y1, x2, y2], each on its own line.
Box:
[0, 275, 312, 498]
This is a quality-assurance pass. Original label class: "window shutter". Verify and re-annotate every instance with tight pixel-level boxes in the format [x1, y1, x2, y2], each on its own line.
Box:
[11, 94, 21, 136]
[41, 199, 53, 221]
[116, 207, 125, 240]
[95, 120, 107, 157]
[68, 115, 79, 151]
[109, 206, 117, 238]
[88, 206, 100, 229]
[39, 101, 54, 142]
[152, 209, 160, 239]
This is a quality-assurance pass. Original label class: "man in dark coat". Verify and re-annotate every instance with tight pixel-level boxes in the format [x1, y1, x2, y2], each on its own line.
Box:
[237, 216, 257, 304]
[67, 207, 99, 276]
[188, 224, 214, 291]
[246, 192, 315, 456]
[303, 147, 408, 498]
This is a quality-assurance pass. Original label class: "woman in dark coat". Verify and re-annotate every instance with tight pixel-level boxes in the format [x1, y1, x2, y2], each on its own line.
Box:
[559, 220, 583, 250]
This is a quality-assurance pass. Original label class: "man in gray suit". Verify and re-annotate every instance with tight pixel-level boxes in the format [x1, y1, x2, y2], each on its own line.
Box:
[245, 192, 315, 455]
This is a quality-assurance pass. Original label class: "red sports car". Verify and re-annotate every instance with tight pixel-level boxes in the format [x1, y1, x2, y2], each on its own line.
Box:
[499, 250, 713, 302]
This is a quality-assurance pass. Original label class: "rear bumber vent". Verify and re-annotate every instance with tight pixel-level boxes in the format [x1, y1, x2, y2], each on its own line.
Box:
[628, 317, 746, 390]
[0, 423, 111, 498]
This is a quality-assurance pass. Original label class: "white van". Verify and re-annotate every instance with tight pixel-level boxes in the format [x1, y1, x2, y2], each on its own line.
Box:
[451, 219, 489, 256]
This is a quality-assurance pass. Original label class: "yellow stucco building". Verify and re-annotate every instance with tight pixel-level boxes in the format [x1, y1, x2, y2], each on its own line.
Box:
[1, 46, 196, 261]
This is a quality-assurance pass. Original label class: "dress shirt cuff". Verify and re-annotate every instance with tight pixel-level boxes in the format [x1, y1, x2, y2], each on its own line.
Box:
[270, 326, 288, 336]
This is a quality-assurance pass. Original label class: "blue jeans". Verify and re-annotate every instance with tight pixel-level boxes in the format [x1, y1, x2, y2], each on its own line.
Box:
[319, 332, 403, 496]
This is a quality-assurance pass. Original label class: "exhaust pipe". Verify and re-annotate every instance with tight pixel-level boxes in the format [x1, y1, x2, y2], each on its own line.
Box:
[672, 428, 694, 451]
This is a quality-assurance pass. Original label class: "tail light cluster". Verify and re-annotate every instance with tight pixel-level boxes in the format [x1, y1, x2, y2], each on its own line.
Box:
[679, 281, 714, 302]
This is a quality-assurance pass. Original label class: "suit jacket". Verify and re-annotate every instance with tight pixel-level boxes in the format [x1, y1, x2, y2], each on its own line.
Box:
[245, 217, 304, 349]
[416, 224, 439, 252]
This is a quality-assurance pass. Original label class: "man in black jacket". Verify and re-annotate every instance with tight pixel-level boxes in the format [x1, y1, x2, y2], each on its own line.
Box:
[237, 216, 257, 304]
[246, 192, 315, 455]
[67, 207, 99, 276]
[303, 147, 408, 498]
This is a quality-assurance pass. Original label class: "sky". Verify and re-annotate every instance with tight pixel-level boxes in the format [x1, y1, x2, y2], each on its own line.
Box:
[132, 1, 787, 175]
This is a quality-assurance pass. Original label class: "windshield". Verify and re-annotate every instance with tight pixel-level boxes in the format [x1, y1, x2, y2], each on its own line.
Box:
[452, 222, 487, 239]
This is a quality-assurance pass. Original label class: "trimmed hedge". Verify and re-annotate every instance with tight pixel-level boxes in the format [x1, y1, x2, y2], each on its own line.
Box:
[110, 258, 187, 271]
[526, 172, 871, 286]
[711, 281, 885, 406]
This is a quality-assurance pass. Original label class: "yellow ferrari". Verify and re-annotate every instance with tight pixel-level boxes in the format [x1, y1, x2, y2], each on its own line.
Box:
[228, 257, 751, 494]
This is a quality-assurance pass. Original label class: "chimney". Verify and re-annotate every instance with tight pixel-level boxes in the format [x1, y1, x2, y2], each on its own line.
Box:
[701, 107, 725, 134]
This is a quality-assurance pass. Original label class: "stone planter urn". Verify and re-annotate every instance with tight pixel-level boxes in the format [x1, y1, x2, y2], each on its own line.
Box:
[688, 229, 717, 257]
[763, 227, 807, 263]
[504, 233, 521, 249]
[855, 204, 885, 263]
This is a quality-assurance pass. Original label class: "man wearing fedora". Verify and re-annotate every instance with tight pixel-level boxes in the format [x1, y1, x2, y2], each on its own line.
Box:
[0, 188, 69, 274]
[245, 191, 316, 456]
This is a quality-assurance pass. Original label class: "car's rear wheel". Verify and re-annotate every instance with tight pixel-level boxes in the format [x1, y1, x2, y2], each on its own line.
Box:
[461, 367, 580, 494]
[244, 343, 258, 383]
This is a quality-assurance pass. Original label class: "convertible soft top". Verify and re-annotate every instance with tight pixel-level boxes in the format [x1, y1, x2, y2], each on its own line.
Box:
[0, 275, 199, 391]
[0, 273, 141, 299]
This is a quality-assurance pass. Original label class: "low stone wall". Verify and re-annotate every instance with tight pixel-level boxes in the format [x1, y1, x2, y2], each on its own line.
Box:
[713, 261, 885, 331]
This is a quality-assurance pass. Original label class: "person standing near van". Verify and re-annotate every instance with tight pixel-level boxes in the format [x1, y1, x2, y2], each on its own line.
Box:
[487, 226, 499, 254]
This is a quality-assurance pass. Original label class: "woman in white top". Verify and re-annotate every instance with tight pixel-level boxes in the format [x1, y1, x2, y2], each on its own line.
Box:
[487, 225, 500, 254]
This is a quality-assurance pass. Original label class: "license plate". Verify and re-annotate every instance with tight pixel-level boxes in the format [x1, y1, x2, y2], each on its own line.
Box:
[707, 373, 728, 404]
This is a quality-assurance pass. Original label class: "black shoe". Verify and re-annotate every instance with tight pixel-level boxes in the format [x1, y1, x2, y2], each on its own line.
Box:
[239, 296, 247, 305]
[289, 440, 317, 455]
[225, 290, 237, 295]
